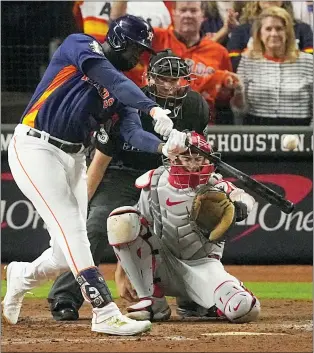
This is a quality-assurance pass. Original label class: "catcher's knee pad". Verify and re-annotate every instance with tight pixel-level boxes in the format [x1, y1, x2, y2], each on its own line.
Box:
[214, 281, 260, 323]
[107, 206, 142, 246]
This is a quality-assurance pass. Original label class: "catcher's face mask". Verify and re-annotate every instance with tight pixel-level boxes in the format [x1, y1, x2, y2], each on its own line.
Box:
[166, 132, 215, 190]
[168, 153, 215, 190]
[177, 154, 207, 173]
[148, 75, 190, 100]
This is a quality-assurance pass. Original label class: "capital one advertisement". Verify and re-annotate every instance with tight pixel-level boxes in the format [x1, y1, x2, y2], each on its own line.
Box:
[1, 157, 313, 264]
[222, 160, 313, 264]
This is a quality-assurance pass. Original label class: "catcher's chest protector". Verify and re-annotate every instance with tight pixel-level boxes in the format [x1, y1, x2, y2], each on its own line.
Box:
[148, 167, 224, 261]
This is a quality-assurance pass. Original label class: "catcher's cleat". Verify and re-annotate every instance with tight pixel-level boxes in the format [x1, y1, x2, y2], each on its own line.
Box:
[176, 298, 226, 320]
[126, 297, 171, 321]
[50, 301, 79, 321]
[92, 302, 151, 335]
[2, 262, 29, 324]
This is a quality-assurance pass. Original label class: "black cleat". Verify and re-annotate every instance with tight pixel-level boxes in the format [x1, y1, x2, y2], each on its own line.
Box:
[50, 301, 79, 321]
[176, 297, 226, 320]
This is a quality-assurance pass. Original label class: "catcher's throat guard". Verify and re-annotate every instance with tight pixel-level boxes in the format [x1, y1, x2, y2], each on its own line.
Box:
[189, 185, 235, 242]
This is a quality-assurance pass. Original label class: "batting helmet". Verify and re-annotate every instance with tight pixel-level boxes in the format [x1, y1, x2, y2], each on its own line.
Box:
[107, 15, 155, 53]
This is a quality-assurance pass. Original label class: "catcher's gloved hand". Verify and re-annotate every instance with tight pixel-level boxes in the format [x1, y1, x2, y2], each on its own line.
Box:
[190, 185, 236, 242]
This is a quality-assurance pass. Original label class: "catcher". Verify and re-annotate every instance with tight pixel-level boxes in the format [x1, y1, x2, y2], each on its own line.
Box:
[107, 132, 261, 323]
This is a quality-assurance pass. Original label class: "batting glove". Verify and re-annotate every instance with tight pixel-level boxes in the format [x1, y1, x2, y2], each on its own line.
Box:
[162, 129, 188, 157]
[229, 189, 255, 221]
[150, 107, 173, 137]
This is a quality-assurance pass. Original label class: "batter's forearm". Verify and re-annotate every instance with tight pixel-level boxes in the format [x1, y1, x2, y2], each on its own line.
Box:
[122, 129, 162, 153]
[84, 59, 158, 114]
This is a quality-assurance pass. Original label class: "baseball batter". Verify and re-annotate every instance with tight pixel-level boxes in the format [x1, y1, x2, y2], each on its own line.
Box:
[2, 15, 188, 336]
[107, 132, 261, 323]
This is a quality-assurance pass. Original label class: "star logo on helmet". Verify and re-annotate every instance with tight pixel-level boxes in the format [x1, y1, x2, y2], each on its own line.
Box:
[147, 31, 154, 41]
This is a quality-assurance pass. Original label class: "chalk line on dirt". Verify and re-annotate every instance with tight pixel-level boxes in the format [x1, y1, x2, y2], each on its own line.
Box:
[1, 332, 292, 346]
[201, 332, 288, 336]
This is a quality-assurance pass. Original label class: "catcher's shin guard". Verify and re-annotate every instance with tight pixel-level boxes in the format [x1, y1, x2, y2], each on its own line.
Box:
[76, 267, 113, 308]
[107, 206, 155, 298]
[214, 281, 260, 323]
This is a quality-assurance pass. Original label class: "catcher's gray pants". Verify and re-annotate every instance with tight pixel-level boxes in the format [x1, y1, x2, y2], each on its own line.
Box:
[47, 169, 141, 310]
[123, 234, 240, 310]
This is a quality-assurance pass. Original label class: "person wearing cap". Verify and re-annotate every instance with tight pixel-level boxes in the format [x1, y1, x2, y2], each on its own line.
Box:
[47, 49, 210, 321]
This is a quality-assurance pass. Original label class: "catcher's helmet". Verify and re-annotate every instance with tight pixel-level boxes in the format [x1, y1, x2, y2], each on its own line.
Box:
[147, 49, 192, 118]
[107, 15, 155, 53]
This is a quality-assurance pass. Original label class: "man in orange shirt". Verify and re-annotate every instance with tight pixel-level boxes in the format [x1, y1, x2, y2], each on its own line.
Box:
[111, 1, 244, 124]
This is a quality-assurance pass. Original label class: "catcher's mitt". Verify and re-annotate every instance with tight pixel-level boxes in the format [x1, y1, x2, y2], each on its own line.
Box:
[190, 185, 235, 242]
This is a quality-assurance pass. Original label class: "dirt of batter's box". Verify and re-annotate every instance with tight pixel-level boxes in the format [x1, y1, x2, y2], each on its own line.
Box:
[1, 264, 313, 352]
[1, 297, 313, 352]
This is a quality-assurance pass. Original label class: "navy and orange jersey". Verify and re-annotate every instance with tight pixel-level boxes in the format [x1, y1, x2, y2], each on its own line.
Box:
[21, 34, 159, 151]
[227, 22, 313, 72]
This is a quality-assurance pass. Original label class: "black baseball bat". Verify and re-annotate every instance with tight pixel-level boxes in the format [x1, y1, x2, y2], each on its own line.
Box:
[186, 141, 294, 214]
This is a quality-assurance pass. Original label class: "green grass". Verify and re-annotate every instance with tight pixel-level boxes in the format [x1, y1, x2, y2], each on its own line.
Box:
[1, 280, 118, 299]
[246, 282, 312, 300]
[1, 280, 312, 300]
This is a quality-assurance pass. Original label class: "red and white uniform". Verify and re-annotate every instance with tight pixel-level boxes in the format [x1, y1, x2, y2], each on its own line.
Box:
[108, 167, 260, 322]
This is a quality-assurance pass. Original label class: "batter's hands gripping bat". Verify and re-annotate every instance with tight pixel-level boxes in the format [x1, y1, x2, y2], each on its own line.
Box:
[186, 140, 295, 215]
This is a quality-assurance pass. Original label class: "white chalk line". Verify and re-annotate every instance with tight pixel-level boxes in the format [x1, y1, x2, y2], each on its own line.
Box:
[1, 332, 289, 345]
[201, 332, 288, 336]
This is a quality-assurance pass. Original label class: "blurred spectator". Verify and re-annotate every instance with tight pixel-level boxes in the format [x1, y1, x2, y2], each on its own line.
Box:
[227, 1, 313, 71]
[201, 1, 247, 46]
[73, 1, 172, 43]
[235, 6, 313, 126]
[111, 1, 243, 125]
[292, 1, 313, 29]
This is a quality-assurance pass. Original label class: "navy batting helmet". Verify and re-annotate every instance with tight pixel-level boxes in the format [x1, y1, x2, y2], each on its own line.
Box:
[107, 15, 155, 53]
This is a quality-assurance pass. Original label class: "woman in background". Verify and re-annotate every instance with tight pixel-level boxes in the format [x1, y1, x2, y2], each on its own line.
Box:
[235, 6, 313, 126]
[227, 1, 313, 71]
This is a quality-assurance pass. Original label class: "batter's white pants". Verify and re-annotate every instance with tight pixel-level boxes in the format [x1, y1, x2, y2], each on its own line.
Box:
[8, 124, 94, 284]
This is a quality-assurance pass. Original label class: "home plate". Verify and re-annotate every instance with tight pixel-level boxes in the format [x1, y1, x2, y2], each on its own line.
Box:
[202, 332, 288, 336]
